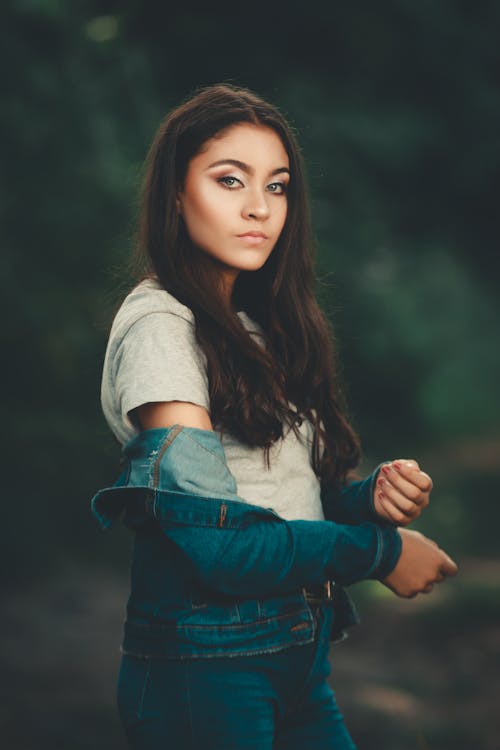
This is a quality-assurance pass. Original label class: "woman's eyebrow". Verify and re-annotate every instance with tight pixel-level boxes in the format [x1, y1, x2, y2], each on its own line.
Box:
[206, 158, 290, 177]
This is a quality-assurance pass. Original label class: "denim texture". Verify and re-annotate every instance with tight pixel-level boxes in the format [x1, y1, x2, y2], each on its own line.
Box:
[91, 425, 402, 658]
[117, 603, 357, 749]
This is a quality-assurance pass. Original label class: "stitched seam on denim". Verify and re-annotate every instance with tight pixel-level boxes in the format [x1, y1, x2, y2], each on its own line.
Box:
[125, 610, 311, 630]
[136, 660, 152, 719]
[283, 606, 324, 715]
[152, 424, 185, 488]
[181, 430, 231, 470]
[155, 506, 283, 527]
[146, 449, 157, 489]
[121, 636, 316, 660]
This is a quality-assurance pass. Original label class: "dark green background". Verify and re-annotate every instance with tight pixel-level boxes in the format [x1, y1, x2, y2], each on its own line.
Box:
[2, 1, 499, 748]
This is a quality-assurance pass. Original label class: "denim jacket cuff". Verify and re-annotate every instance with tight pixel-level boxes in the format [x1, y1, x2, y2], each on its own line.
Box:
[322, 461, 396, 526]
[370, 525, 402, 581]
[367, 461, 401, 525]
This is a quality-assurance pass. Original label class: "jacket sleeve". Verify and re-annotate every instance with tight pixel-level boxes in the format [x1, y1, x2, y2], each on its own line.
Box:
[92, 427, 402, 598]
[173, 508, 403, 598]
[321, 463, 393, 525]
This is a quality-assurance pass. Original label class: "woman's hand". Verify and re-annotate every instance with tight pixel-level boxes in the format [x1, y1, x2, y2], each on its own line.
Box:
[383, 528, 458, 597]
[373, 459, 432, 526]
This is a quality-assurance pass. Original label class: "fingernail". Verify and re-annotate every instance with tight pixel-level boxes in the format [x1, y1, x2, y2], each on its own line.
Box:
[381, 465, 391, 475]
[376, 477, 385, 486]
[393, 462, 401, 470]
[378, 491, 385, 499]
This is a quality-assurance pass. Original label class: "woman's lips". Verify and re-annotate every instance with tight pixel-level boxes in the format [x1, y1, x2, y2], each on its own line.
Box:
[237, 233, 268, 245]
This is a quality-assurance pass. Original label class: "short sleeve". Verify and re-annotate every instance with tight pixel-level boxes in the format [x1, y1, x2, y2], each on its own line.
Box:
[112, 311, 211, 431]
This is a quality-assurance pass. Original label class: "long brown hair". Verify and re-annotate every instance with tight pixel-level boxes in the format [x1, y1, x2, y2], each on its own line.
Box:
[134, 82, 361, 486]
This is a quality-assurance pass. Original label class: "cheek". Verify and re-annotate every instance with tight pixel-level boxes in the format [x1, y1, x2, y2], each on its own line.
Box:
[184, 186, 228, 235]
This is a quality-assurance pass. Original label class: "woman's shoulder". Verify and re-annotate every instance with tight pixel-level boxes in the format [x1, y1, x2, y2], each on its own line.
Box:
[123, 276, 194, 321]
[110, 276, 195, 341]
[108, 275, 265, 348]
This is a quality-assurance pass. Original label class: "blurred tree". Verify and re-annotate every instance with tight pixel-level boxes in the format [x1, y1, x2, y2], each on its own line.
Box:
[1, 0, 499, 579]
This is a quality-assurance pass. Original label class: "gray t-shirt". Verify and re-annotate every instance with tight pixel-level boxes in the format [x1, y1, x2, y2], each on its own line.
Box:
[101, 277, 325, 521]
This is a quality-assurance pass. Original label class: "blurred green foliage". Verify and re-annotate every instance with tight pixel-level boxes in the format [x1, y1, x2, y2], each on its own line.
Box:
[1, 0, 499, 582]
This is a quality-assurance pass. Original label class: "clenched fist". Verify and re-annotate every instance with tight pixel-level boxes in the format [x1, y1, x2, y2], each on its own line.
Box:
[374, 458, 432, 526]
[383, 528, 458, 598]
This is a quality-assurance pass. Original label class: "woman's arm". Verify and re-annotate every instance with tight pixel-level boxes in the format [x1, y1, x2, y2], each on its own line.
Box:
[95, 402, 456, 598]
[134, 400, 213, 431]
[137, 403, 387, 526]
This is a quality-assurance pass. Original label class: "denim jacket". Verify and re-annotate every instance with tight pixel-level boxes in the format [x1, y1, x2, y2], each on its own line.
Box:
[91, 425, 402, 659]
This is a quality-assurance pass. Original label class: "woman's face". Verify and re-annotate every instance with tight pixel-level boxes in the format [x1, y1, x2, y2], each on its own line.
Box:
[176, 123, 290, 297]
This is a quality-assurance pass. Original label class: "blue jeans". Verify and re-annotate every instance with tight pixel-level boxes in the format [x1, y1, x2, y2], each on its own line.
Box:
[117, 603, 357, 749]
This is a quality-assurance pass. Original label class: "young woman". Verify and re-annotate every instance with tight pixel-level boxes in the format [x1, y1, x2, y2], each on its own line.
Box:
[92, 83, 457, 749]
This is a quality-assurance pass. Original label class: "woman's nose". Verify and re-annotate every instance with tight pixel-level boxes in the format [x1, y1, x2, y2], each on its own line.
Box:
[242, 190, 271, 220]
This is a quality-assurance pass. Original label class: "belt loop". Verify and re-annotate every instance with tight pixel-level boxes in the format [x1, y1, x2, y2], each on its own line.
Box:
[303, 580, 334, 603]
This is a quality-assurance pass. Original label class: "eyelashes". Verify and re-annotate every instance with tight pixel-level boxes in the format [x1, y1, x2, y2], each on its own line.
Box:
[216, 176, 288, 194]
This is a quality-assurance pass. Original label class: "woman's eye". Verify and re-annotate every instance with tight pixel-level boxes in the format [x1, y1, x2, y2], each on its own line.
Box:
[268, 182, 288, 194]
[216, 176, 288, 194]
[217, 176, 242, 189]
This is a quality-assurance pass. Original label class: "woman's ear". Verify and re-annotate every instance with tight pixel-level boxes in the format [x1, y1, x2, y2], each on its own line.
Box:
[176, 196, 182, 214]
